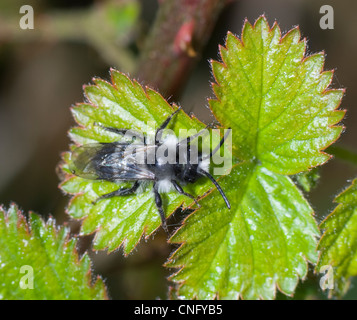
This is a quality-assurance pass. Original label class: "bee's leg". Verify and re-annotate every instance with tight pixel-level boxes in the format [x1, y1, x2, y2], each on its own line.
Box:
[94, 123, 145, 143]
[155, 106, 182, 143]
[153, 182, 169, 233]
[92, 181, 140, 204]
[171, 180, 201, 208]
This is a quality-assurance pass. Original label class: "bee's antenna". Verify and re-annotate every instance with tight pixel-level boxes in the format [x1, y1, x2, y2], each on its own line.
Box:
[199, 128, 231, 161]
[198, 169, 231, 209]
[177, 125, 211, 147]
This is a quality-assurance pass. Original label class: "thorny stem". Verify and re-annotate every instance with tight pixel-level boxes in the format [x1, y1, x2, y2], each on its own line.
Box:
[135, 0, 229, 99]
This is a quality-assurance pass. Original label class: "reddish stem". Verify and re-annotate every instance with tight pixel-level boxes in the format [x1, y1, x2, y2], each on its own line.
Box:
[135, 0, 228, 99]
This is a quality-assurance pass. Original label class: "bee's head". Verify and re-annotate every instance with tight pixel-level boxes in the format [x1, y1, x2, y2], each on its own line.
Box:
[180, 163, 200, 183]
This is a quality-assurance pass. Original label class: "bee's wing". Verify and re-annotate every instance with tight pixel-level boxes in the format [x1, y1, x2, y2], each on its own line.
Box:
[70, 143, 156, 181]
[70, 143, 107, 179]
[107, 144, 156, 180]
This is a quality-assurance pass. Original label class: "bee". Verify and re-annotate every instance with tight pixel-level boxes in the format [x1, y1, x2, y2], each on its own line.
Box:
[70, 107, 231, 232]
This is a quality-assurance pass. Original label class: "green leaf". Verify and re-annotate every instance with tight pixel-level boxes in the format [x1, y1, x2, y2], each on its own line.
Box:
[167, 16, 344, 299]
[317, 178, 357, 296]
[210, 18, 344, 174]
[0, 203, 106, 300]
[168, 163, 319, 299]
[60, 69, 212, 254]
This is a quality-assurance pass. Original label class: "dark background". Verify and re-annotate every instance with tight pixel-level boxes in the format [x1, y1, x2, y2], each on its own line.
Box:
[0, 0, 356, 299]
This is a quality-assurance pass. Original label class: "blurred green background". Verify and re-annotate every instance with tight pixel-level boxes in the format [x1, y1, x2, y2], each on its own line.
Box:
[0, 0, 357, 299]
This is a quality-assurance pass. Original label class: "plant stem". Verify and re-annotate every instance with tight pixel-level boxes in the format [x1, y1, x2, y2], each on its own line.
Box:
[135, 0, 229, 99]
[327, 145, 357, 167]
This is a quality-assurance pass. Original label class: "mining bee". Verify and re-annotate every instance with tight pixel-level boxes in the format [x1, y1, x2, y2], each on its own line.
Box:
[70, 107, 231, 232]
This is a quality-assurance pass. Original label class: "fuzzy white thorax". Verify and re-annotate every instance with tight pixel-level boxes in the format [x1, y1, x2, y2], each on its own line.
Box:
[156, 134, 179, 165]
[157, 179, 173, 193]
[198, 156, 210, 172]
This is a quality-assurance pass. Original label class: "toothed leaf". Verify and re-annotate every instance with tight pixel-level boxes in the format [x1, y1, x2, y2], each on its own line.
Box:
[167, 163, 319, 299]
[0, 204, 106, 300]
[317, 178, 357, 296]
[168, 16, 344, 300]
[60, 69, 213, 254]
[210, 18, 344, 174]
